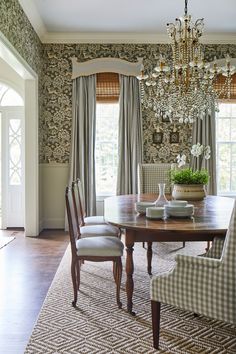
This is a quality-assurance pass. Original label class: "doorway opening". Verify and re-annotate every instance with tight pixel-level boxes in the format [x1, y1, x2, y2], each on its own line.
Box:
[0, 33, 38, 236]
[0, 83, 24, 228]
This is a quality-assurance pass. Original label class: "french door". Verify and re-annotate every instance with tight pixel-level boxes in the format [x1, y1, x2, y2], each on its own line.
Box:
[0, 107, 24, 228]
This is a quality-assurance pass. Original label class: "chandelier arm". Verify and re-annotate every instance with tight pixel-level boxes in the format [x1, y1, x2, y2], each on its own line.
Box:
[139, 0, 234, 124]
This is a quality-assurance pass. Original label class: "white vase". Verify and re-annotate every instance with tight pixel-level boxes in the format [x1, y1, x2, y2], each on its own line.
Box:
[172, 184, 206, 201]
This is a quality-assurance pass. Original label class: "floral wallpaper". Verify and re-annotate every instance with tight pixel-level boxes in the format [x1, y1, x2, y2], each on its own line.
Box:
[42, 43, 236, 164]
[0, 0, 42, 74]
[0, 0, 44, 155]
[0, 2, 236, 164]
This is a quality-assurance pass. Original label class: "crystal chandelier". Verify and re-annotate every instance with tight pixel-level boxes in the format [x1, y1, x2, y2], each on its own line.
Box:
[138, 0, 235, 124]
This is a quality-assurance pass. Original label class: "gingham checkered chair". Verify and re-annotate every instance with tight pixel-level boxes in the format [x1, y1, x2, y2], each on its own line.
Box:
[150, 201, 236, 349]
[138, 163, 172, 195]
[138, 163, 185, 275]
[203, 237, 225, 259]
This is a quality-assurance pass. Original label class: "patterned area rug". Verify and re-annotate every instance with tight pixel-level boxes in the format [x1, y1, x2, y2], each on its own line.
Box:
[25, 241, 236, 353]
[0, 235, 15, 249]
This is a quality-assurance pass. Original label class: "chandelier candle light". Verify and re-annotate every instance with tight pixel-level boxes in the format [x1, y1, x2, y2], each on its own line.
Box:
[138, 0, 235, 123]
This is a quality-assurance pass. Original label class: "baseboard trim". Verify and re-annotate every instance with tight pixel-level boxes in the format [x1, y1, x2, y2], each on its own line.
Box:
[42, 218, 65, 229]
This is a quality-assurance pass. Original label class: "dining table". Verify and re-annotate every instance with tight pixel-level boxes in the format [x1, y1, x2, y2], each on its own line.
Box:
[104, 194, 234, 315]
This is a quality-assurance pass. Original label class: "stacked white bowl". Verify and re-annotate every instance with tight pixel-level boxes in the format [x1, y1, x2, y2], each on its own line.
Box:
[165, 200, 194, 218]
[146, 206, 165, 219]
[135, 201, 155, 214]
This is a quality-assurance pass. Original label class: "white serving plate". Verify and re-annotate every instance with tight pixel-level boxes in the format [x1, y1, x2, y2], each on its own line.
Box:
[165, 204, 194, 217]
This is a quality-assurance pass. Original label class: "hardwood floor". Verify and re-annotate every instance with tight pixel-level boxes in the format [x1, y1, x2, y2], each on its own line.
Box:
[0, 229, 69, 354]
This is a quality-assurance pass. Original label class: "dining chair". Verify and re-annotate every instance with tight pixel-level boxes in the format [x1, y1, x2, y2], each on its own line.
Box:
[137, 163, 185, 275]
[74, 178, 106, 226]
[66, 186, 124, 308]
[150, 202, 236, 349]
[72, 180, 120, 238]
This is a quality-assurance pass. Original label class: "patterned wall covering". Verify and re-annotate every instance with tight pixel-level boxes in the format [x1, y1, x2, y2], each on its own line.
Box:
[42, 43, 236, 164]
[0, 2, 236, 164]
[0, 0, 43, 74]
[0, 0, 44, 157]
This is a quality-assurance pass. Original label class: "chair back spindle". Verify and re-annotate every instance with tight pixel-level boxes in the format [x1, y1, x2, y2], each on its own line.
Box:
[65, 187, 80, 255]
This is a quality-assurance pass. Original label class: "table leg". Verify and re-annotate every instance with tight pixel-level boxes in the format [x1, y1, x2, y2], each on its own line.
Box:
[125, 236, 135, 316]
[147, 241, 153, 275]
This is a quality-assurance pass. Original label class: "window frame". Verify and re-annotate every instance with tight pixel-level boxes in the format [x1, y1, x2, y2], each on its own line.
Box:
[216, 101, 236, 197]
[95, 102, 119, 197]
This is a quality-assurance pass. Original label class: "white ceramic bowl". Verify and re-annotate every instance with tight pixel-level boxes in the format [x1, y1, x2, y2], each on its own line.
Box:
[146, 207, 165, 219]
[135, 202, 155, 214]
[168, 200, 188, 207]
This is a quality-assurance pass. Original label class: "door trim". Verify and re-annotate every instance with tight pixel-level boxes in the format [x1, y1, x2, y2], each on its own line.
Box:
[0, 32, 39, 236]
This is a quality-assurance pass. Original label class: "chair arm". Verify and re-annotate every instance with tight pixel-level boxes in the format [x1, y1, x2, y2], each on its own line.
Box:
[175, 254, 221, 268]
[202, 237, 225, 259]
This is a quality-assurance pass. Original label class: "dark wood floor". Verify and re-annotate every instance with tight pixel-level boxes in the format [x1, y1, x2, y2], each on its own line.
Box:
[0, 229, 69, 354]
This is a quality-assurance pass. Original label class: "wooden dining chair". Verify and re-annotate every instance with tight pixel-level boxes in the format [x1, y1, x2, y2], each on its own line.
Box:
[65, 186, 124, 308]
[71, 180, 120, 238]
[150, 201, 236, 349]
[74, 178, 107, 226]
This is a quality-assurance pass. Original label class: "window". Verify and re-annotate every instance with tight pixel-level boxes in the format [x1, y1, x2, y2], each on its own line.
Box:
[0, 83, 23, 106]
[95, 103, 119, 196]
[95, 73, 120, 196]
[216, 102, 236, 195]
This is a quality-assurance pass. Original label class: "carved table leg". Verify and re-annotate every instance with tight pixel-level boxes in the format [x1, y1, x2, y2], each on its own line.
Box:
[125, 231, 135, 315]
[147, 241, 153, 275]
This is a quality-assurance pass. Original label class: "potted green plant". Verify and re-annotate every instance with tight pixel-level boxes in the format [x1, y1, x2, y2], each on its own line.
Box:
[171, 143, 210, 200]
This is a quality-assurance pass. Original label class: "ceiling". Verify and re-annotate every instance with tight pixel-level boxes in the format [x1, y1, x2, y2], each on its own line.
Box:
[19, 0, 236, 43]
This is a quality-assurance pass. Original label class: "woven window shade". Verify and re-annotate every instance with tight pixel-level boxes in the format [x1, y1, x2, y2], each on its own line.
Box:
[96, 73, 120, 103]
[214, 73, 236, 100]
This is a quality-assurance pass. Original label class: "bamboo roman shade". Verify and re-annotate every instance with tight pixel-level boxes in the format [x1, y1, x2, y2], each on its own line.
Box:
[96, 73, 120, 103]
[215, 73, 236, 100]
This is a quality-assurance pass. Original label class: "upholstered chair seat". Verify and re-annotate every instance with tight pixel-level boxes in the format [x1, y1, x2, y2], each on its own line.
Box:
[76, 236, 124, 257]
[80, 224, 120, 237]
[84, 215, 106, 225]
[71, 180, 120, 238]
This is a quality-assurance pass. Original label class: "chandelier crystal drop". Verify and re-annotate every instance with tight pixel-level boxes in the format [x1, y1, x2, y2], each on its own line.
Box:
[138, 0, 235, 124]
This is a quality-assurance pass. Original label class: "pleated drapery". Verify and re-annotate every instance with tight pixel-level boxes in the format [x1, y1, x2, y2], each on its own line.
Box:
[116, 75, 143, 195]
[191, 107, 217, 195]
[69, 75, 97, 216]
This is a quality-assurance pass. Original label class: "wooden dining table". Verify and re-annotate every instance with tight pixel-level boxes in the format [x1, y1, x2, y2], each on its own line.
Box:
[104, 194, 234, 314]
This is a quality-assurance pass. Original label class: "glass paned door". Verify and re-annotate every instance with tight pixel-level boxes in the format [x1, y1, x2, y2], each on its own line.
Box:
[1, 107, 24, 228]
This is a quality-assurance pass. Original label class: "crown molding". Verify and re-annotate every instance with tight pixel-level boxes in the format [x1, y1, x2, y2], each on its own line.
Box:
[42, 31, 236, 44]
[42, 32, 169, 44]
[16, 1, 236, 45]
[18, 0, 47, 39]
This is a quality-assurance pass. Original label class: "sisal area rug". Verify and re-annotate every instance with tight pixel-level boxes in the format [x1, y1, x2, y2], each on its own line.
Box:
[25, 241, 236, 353]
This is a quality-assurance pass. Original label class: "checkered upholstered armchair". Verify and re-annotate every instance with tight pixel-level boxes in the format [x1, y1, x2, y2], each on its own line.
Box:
[138, 163, 185, 275]
[150, 202, 236, 349]
[138, 163, 172, 194]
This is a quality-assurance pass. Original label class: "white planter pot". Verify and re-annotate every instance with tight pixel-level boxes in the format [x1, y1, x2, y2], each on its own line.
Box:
[172, 184, 206, 201]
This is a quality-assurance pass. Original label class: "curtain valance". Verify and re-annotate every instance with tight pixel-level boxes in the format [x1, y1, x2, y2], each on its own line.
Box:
[71, 57, 143, 79]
